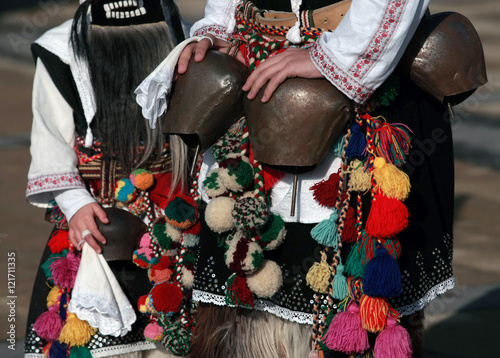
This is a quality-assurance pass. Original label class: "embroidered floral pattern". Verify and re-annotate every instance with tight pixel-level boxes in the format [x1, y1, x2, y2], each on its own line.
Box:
[193, 25, 231, 42]
[26, 172, 86, 196]
[349, 0, 408, 80]
[310, 42, 374, 103]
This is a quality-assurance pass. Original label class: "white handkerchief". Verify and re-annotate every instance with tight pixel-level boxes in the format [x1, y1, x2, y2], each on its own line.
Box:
[134, 36, 202, 128]
[68, 244, 136, 337]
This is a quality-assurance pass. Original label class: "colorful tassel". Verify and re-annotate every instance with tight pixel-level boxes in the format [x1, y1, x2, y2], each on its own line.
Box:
[374, 315, 413, 358]
[50, 251, 80, 289]
[310, 172, 340, 208]
[69, 346, 93, 358]
[225, 273, 255, 307]
[341, 206, 357, 243]
[365, 193, 409, 239]
[33, 305, 64, 341]
[322, 302, 369, 354]
[371, 120, 412, 166]
[311, 212, 340, 248]
[372, 157, 410, 201]
[49, 341, 68, 358]
[345, 241, 365, 279]
[346, 122, 367, 159]
[359, 295, 389, 333]
[332, 263, 348, 300]
[59, 313, 96, 346]
[349, 160, 371, 193]
[48, 230, 70, 254]
[306, 252, 332, 294]
[363, 247, 402, 298]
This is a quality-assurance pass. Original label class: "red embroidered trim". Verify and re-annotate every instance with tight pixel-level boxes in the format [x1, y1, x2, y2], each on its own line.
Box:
[26, 172, 86, 196]
[349, 0, 408, 80]
[193, 25, 231, 42]
[310, 41, 374, 103]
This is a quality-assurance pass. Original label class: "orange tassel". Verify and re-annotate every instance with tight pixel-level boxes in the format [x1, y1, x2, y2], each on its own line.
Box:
[359, 295, 389, 333]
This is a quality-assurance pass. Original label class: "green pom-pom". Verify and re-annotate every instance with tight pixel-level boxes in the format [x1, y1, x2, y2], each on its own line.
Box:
[69, 346, 93, 358]
[164, 195, 198, 229]
[114, 178, 137, 203]
[219, 155, 254, 192]
[183, 252, 196, 266]
[259, 214, 286, 250]
[162, 322, 192, 356]
[152, 224, 172, 250]
[232, 195, 269, 230]
[203, 169, 228, 198]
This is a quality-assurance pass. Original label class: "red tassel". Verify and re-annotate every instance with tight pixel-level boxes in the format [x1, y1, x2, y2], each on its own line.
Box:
[226, 274, 255, 307]
[323, 302, 369, 354]
[359, 295, 389, 333]
[365, 193, 409, 239]
[48, 230, 70, 254]
[374, 316, 413, 358]
[341, 206, 357, 243]
[33, 305, 64, 341]
[311, 172, 340, 208]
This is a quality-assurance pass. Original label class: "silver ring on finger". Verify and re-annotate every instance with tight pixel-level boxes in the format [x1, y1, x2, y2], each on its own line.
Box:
[77, 239, 86, 250]
[81, 229, 92, 239]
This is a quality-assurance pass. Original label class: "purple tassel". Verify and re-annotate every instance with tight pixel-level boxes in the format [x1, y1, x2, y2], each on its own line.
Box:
[50, 251, 80, 289]
[49, 341, 68, 358]
[374, 316, 412, 357]
[323, 302, 369, 354]
[33, 305, 64, 341]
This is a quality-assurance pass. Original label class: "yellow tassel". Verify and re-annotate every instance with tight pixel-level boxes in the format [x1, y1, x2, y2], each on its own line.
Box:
[372, 157, 410, 200]
[46, 285, 61, 308]
[306, 252, 332, 294]
[359, 295, 389, 333]
[59, 313, 96, 347]
[348, 160, 372, 192]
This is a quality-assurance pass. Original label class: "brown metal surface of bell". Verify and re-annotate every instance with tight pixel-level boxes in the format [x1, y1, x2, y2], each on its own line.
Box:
[401, 12, 487, 105]
[96, 207, 147, 261]
[163, 51, 249, 151]
[244, 78, 353, 168]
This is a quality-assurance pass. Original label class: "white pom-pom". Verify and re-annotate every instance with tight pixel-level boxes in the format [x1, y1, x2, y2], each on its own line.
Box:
[204, 168, 228, 198]
[205, 196, 235, 233]
[246, 260, 283, 298]
[181, 267, 194, 289]
[286, 23, 302, 44]
[166, 223, 182, 242]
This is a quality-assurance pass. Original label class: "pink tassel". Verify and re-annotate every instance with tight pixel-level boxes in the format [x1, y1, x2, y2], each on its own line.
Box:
[323, 302, 369, 354]
[374, 316, 412, 358]
[33, 305, 64, 341]
[50, 251, 80, 289]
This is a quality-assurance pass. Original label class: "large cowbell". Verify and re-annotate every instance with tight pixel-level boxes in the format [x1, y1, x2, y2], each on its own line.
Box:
[163, 51, 248, 152]
[401, 12, 487, 106]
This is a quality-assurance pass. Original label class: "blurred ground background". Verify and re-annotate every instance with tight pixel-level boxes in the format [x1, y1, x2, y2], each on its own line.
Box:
[0, 0, 499, 357]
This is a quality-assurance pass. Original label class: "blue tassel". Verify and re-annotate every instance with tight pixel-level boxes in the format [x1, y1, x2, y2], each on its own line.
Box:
[49, 341, 68, 358]
[332, 263, 348, 300]
[59, 290, 68, 321]
[363, 247, 402, 298]
[311, 212, 340, 248]
[346, 123, 367, 159]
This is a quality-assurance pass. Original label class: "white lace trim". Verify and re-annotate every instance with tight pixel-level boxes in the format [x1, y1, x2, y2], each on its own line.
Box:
[193, 290, 315, 325]
[395, 276, 456, 316]
[69, 291, 136, 337]
[25, 341, 157, 358]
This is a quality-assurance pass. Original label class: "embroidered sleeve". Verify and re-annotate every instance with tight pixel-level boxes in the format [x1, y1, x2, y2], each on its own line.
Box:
[310, 0, 430, 103]
[27, 59, 86, 208]
[189, 0, 240, 40]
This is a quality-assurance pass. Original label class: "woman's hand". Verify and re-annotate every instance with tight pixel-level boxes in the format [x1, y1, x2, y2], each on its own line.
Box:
[177, 34, 244, 75]
[68, 203, 109, 254]
[242, 47, 323, 102]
